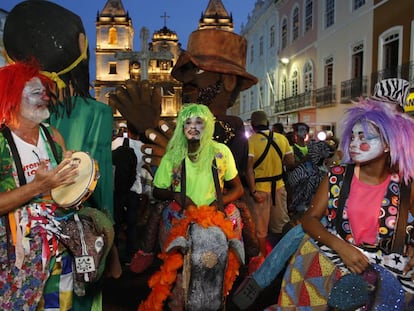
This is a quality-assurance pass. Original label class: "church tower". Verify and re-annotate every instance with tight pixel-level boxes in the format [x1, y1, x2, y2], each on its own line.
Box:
[94, 0, 133, 105]
[147, 17, 182, 118]
[198, 0, 233, 31]
[109, 14, 183, 119]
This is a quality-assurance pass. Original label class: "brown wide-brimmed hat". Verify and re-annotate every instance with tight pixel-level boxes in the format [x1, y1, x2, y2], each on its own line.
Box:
[172, 29, 258, 91]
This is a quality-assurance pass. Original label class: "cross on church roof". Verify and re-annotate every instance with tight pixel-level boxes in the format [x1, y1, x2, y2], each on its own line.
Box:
[161, 12, 170, 27]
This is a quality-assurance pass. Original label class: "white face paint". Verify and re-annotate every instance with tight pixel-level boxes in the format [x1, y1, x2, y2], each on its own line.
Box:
[184, 117, 205, 141]
[20, 77, 50, 124]
[349, 122, 385, 163]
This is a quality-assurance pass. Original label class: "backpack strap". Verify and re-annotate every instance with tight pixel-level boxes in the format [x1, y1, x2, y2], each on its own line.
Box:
[0, 126, 25, 266]
[122, 137, 130, 147]
[335, 164, 409, 254]
[254, 131, 283, 168]
[0, 126, 26, 186]
[392, 181, 411, 253]
[212, 158, 224, 212]
[180, 159, 187, 210]
[39, 123, 59, 163]
[0, 124, 60, 187]
[253, 131, 284, 205]
[180, 157, 224, 212]
[335, 164, 354, 236]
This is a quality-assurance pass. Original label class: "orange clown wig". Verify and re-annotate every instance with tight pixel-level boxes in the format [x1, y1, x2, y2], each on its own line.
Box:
[0, 61, 53, 125]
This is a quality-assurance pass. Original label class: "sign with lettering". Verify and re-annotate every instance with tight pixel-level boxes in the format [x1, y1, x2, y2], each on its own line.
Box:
[405, 92, 414, 112]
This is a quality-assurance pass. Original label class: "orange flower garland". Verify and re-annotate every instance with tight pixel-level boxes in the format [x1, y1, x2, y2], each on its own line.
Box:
[138, 205, 242, 311]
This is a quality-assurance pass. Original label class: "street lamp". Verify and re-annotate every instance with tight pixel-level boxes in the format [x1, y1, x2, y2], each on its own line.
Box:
[280, 57, 290, 65]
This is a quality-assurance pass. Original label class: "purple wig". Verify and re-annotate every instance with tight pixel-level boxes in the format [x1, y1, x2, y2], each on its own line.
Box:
[340, 98, 414, 184]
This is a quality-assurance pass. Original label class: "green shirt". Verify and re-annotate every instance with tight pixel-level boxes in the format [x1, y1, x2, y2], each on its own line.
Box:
[49, 96, 114, 217]
[154, 142, 238, 206]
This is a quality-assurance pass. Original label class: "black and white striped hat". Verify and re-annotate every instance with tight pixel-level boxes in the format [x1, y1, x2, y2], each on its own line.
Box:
[372, 78, 410, 109]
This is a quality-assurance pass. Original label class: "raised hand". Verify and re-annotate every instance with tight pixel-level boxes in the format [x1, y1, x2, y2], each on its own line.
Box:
[108, 79, 162, 133]
[141, 120, 175, 167]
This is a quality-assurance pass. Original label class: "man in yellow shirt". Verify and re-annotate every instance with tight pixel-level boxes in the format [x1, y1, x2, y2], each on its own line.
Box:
[246, 111, 295, 256]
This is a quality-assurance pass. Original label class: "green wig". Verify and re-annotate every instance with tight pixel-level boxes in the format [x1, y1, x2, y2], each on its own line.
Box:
[165, 104, 216, 169]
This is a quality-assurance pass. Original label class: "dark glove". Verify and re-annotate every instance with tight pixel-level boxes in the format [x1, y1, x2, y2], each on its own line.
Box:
[108, 79, 162, 133]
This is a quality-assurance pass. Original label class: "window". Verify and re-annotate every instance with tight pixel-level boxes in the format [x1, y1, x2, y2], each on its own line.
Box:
[108, 26, 118, 45]
[292, 7, 299, 41]
[109, 63, 117, 75]
[304, 0, 313, 32]
[353, 0, 365, 10]
[160, 61, 169, 70]
[250, 90, 254, 111]
[324, 57, 334, 86]
[281, 18, 287, 49]
[382, 31, 400, 76]
[268, 73, 275, 100]
[259, 36, 264, 56]
[325, 0, 335, 28]
[281, 76, 287, 99]
[259, 85, 264, 107]
[270, 25, 275, 47]
[250, 44, 254, 63]
[291, 70, 299, 96]
[304, 62, 313, 92]
[352, 43, 364, 79]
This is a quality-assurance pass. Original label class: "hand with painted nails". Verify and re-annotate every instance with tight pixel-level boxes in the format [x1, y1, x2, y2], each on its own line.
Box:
[109, 79, 162, 133]
[141, 120, 175, 167]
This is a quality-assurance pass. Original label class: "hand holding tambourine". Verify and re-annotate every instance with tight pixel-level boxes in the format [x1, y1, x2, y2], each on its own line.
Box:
[51, 151, 99, 209]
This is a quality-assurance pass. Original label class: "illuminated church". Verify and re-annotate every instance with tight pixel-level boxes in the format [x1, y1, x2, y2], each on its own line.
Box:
[94, 0, 233, 120]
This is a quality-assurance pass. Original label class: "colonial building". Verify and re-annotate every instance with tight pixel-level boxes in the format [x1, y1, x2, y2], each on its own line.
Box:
[240, 0, 414, 137]
[95, 0, 236, 121]
[372, 0, 414, 114]
[239, 0, 278, 124]
[94, 0, 133, 106]
[115, 21, 183, 119]
[198, 0, 234, 31]
[314, 0, 374, 137]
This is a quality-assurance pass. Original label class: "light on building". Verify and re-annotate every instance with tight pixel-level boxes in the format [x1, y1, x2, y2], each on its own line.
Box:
[317, 131, 327, 141]
[280, 57, 290, 65]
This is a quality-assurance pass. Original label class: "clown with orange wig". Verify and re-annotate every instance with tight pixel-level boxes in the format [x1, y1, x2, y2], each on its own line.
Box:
[0, 61, 80, 310]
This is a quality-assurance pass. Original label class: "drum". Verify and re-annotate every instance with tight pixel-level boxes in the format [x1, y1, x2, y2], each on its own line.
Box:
[51, 151, 100, 208]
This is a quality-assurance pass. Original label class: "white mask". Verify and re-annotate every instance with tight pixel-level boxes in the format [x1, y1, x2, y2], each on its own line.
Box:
[184, 117, 205, 141]
[349, 122, 385, 163]
[20, 77, 50, 124]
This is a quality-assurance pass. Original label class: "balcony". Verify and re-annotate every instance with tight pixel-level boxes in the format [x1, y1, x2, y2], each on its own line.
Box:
[340, 76, 368, 103]
[371, 61, 414, 92]
[315, 85, 336, 108]
[274, 91, 315, 114]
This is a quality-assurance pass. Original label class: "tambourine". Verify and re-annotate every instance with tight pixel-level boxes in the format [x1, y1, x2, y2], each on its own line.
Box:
[51, 151, 100, 208]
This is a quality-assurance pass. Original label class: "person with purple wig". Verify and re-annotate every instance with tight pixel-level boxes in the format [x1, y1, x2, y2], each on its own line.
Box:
[234, 97, 414, 310]
[292, 98, 414, 309]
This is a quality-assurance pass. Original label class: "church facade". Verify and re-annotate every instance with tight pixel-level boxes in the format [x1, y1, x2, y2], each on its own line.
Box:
[94, 0, 235, 120]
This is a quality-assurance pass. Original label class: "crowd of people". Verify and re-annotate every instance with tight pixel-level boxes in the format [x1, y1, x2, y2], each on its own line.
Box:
[2, 1, 414, 311]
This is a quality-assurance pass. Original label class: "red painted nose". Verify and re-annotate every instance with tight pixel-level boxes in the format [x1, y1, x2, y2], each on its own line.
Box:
[41, 90, 50, 101]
